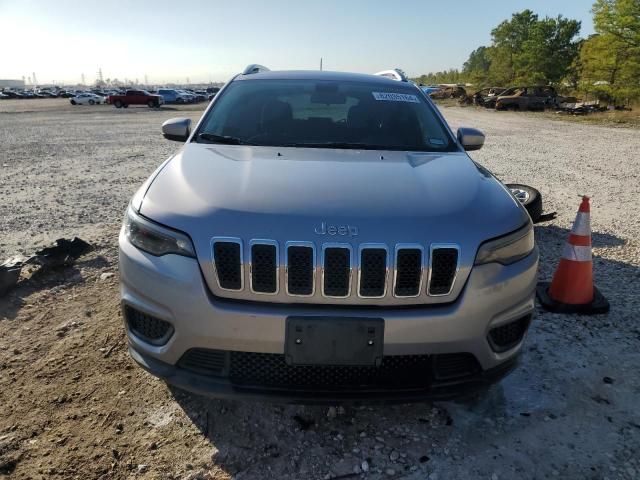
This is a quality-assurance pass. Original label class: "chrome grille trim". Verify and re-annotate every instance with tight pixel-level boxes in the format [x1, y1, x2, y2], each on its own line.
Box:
[321, 243, 353, 298]
[392, 244, 426, 298]
[209, 239, 460, 302]
[357, 243, 390, 299]
[248, 239, 279, 295]
[285, 241, 316, 297]
[427, 243, 461, 297]
[211, 237, 244, 291]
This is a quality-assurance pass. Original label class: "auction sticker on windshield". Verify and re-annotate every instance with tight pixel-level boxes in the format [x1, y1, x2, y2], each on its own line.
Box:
[372, 92, 420, 103]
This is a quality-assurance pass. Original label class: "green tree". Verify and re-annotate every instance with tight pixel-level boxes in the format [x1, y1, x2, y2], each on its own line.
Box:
[463, 46, 492, 85]
[578, 0, 640, 102]
[593, 0, 640, 47]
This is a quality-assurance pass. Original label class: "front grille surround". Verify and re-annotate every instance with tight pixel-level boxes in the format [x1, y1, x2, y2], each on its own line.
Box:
[211, 237, 244, 291]
[357, 244, 390, 298]
[208, 238, 462, 304]
[285, 241, 316, 297]
[393, 244, 425, 298]
[321, 243, 354, 298]
[249, 239, 279, 295]
[428, 244, 460, 296]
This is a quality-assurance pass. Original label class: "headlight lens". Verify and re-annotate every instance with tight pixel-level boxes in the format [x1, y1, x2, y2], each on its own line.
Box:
[475, 223, 535, 265]
[124, 206, 195, 258]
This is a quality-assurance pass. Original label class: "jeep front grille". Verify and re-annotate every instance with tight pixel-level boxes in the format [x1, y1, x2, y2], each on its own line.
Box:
[210, 238, 460, 304]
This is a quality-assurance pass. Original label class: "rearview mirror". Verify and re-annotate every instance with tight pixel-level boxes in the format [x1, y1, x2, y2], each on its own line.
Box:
[162, 117, 191, 142]
[457, 127, 485, 151]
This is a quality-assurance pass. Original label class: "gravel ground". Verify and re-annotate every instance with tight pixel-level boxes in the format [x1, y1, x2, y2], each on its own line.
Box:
[1, 99, 639, 480]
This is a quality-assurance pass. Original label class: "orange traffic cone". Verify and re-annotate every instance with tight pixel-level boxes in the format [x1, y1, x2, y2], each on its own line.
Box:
[537, 196, 609, 314]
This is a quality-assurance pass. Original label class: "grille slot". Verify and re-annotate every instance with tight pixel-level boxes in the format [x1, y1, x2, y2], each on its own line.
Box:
[429, 247, 459, 295]
[250, 243, 278, 294]
[323, 247, 351, 297]
[488, 315, 531, 352]
[125, 306, 173, 346]
[178, 349, 227, 376]
[394, 248, 423, 297]
[432, 353, 480, 380]
[229, 351, 433, 390]
[287, 245, 314, 296]
[359, 248, 387, 297]
[213, 240, 242, 290]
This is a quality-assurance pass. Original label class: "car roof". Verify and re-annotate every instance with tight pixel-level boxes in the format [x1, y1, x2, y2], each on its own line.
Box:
[235, 69, 412, 86]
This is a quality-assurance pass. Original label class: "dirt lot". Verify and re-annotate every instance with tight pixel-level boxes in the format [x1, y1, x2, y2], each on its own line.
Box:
[1, 99, 639, 480]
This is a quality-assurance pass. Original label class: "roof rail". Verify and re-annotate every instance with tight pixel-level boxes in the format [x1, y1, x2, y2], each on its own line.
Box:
[374, 69, 409, 82]
[242, 64, 270, 75]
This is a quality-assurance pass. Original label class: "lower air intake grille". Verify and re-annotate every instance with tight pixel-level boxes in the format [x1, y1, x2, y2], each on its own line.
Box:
[488, 315, 531, 352]
[323, 248, 351, 297]
[251, 243, 277, 293]
[394, 249, 422, 296]
[213, 241, 242, 290]
[287, 246, 314, 295]
[125, 306, 173, 345]
[359, 248, 387, 297]
[429, 248, 458, 295]
[432, 353, 480, 380]
[178, 349, 227, 376]
[229, 352, 432, 390]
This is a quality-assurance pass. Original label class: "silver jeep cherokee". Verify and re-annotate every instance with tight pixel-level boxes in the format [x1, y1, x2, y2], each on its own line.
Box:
[119, 65, 538, 402]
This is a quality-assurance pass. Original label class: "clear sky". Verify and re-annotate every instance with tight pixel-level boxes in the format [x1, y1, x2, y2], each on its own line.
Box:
[0, 0, 595, 85]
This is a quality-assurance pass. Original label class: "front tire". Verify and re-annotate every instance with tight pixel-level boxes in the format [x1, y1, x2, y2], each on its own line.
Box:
[70, 100, 76, 105]
[506, 184, 543, 222]
[114, 100, 123, 108]
[89, 99, 95, 105]
[148, 100, 155, 108]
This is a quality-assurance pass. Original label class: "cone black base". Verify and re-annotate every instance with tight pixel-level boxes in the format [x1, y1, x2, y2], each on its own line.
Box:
[536, 281, 610, 314]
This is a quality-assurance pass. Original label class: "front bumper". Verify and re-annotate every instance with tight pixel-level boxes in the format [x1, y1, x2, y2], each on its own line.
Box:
[119, 230, 538, 401]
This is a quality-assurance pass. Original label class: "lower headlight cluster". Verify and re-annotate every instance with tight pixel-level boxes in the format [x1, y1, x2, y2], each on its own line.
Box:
[475, 222, 535, 265]
[124, 206, 195, 258]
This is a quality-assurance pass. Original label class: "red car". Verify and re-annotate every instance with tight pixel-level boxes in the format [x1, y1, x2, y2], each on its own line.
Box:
[107, 90, 164, 108]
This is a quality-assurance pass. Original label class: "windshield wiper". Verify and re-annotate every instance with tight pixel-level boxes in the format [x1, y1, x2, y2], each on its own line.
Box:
[197, 132, 248, 145]
[286, 142, 384, 150]
[287, 142, 433, 151]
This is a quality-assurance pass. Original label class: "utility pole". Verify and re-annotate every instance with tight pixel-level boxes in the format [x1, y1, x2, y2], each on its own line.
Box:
[320, 58, 323, 71]
[32, 72, 37, 86]
[144, 74, 148, 85]
[97, 67, 104, 85]
[81, 73, 85, 85]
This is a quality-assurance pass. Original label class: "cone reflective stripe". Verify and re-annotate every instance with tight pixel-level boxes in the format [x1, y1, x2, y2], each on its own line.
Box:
[548, 196, 594, 305]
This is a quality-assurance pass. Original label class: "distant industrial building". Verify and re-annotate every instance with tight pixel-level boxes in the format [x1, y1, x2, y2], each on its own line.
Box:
[0, 79, 25, 89]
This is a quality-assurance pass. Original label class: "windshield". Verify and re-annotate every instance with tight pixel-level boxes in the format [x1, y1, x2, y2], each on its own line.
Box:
[196, 79, 455, 151]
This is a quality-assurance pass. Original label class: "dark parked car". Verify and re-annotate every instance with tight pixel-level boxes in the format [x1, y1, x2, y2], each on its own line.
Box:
[495, 86, 557, 111]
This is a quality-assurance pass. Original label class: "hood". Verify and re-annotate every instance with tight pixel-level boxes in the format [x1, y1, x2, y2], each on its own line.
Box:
[140, 143, 528, 262]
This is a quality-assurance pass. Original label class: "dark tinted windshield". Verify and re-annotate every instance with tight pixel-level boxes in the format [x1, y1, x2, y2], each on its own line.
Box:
[196, 79, 455, 151]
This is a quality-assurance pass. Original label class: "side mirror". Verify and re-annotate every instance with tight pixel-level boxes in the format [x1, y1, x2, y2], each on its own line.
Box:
[162, 117, 191, 142]
[457, 127, 485, 151]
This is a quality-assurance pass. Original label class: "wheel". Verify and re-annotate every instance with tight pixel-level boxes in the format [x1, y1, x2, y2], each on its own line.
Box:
[114, 100, 123, 108]
[148, 100, 155, 108]
[506, 183, 543, 222]
[70, 100, 76, 105]
[89, 99, 95, 105]
[123, 104, 129, 108]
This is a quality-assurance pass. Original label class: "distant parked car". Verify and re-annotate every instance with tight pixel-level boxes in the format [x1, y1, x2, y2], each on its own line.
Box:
[0, 92, 9, 99]
[107, 90, 164, 108]
[70, 93, 104, 105]
[495, 86, 557, 111]
[176, 89, 197, 103]
[157, 89, 190, 104]
[429, 85, 467, 99]
[472, 87, 506, 107]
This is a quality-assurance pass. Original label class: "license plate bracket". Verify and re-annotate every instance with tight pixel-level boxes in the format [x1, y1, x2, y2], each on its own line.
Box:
[285, 316, 384, 366]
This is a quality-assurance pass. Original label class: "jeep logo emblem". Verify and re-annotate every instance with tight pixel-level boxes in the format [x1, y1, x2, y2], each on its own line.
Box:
[314, 222, 359, 236]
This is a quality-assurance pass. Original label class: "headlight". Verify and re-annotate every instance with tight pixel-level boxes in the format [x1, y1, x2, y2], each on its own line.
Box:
[124, 206, 195, 258]
[474, 223, 534, 265]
